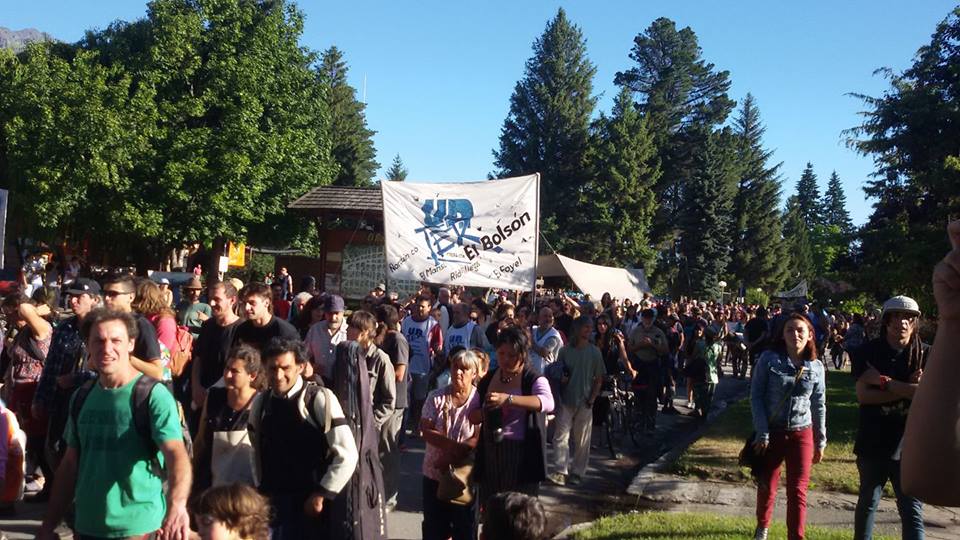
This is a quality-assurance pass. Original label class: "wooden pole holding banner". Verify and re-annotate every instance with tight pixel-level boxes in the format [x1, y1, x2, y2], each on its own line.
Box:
[531, 173, 541, 307]
[379, 182, 390, 296]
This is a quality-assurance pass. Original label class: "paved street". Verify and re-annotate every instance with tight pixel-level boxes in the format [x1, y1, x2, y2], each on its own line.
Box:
[0, 377, 750, 539]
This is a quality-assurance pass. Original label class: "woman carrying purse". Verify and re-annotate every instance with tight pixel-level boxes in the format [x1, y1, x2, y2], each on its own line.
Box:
[750, 313, 827, 540]
[420, 349, 481, 540]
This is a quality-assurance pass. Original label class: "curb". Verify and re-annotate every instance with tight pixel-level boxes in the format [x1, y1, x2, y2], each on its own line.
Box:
[626, 384, 749, 497]
[552, 521, 595, 540]
[551, 381, 750, 538]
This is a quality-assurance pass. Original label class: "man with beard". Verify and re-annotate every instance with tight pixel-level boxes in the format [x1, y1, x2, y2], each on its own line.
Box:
[176, 276, 211, 339]
[305, 295, 348, 385]
[32, 278, 101, 494]
[233, 283, 299, 353]
[401, 296, 442, 436]
[248, 338, 358, 540]
[444, 302, 483, 357]
[529, 307, 562, 374]
[191, 280, 242, 411]
[851, 296, 928, 540]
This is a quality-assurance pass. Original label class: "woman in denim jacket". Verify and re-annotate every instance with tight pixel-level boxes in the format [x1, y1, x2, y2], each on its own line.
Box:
[750, 312, 827, 540]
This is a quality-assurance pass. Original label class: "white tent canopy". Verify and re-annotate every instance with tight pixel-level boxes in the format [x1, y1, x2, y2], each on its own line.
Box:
[538, 253, 650, 304]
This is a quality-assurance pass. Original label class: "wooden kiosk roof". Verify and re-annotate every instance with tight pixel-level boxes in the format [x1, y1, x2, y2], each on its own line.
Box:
[288, 185, 382, 217]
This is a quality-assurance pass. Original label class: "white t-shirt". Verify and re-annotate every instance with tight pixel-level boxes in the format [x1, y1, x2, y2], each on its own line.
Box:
[445, 321, 479, 354]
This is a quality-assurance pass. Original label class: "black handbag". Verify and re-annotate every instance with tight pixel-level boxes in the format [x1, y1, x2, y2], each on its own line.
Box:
[738, 366, 805, 478]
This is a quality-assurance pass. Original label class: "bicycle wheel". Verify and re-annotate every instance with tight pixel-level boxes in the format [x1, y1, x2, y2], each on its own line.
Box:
[628, 395, 646, 447]
[606, 402, 623, 458]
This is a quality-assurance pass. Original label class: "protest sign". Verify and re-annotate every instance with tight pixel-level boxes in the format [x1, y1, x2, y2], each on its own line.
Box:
[381, 174, 539, 290]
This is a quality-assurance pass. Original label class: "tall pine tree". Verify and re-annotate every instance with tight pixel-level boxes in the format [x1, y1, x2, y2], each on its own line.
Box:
[493, 8, 596, 252]
[795, 163, 822, 227]
[385, 154, 407, 181]
[847, 7, 960, 309]
[821, 170, 853, 235]
[677, 129, 738, 299]
[782, 195, 815, 284]
[577, 87, 660, 268]
[318, 46, 378, 187]
[729, 94, 788, 292]
[613, 18, 734, 290]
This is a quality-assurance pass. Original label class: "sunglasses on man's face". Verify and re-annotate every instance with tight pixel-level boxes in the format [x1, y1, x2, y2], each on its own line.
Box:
[103, 290, 133, 298]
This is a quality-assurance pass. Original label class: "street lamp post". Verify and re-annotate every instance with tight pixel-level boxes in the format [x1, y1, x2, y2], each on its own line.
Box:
[718, 280, 727, 304]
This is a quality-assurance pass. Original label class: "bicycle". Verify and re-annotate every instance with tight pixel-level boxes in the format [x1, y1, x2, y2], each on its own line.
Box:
[600, 374, 637, 458]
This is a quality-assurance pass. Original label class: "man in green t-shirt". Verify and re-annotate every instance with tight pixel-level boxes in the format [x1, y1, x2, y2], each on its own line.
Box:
[177, 276, 212, 339]
[38, 309, 192, 540]
[549, 316, 606, 486]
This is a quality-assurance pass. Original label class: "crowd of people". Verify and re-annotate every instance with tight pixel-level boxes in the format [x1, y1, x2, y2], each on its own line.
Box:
[0, 219, 953, 540]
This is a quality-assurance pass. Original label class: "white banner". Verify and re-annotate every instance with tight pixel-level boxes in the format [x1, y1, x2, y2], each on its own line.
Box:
[775, 279, 808, 299]
[381, 174, 540, 290]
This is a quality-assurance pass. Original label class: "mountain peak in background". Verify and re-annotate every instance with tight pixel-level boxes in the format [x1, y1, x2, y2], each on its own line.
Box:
[0, 27, 54, 53]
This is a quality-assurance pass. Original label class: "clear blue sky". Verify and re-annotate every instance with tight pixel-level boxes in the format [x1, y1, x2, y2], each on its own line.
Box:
[6, 1, 957, 225]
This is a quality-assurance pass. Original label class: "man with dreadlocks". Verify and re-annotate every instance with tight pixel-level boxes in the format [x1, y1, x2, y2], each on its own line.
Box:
[850, 295, 928, 540]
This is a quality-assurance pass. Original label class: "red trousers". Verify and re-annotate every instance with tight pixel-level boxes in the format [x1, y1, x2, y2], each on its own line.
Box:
[756, 427, 813, 540]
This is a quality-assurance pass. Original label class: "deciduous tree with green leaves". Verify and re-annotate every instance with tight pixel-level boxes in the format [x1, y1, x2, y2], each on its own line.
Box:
[0, 0, 337, 268]
[0, 44, 159, 249]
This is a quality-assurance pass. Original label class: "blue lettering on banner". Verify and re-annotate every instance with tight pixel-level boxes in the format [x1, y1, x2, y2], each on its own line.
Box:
[415, 199, 489, 265]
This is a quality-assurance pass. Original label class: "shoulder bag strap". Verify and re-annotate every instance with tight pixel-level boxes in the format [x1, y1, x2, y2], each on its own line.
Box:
[769, 365, 806, 421]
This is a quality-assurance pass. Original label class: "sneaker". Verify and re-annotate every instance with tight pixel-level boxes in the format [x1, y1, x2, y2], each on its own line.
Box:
[548, 472, 566, 486]
[567, 474, 582, 485]
[687, 400, 695, 409]
[753, 526, 768, 540]
[24, 477, 44, 494]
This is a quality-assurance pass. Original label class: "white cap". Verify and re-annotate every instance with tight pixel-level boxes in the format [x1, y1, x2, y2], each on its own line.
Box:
[881, 295, 921, 318]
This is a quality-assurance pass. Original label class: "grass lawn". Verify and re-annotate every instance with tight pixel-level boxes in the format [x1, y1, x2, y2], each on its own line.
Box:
[672, 370, 874, 496]
[573, 511, 893, 540]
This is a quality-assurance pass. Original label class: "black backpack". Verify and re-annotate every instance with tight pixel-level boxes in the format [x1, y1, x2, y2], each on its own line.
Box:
[70, 375, 194, 475]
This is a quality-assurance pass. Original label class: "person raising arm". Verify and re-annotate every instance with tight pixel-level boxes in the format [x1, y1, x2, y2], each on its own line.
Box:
[902, 220, 960, 506]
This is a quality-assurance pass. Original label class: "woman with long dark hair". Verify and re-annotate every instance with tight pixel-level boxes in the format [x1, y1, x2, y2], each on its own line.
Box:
[595, 314, 631, 378]
[374, 303, 408, 510]
[468, 327, 554, 503]
[294, 295, 325, 339]
[194, 344, 263, 493]
[750, 313, 827, 540]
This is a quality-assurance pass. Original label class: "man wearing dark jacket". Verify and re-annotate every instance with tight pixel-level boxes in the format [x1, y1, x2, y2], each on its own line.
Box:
[850, 296, 928, 540]
[248, 338, 358, 540]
